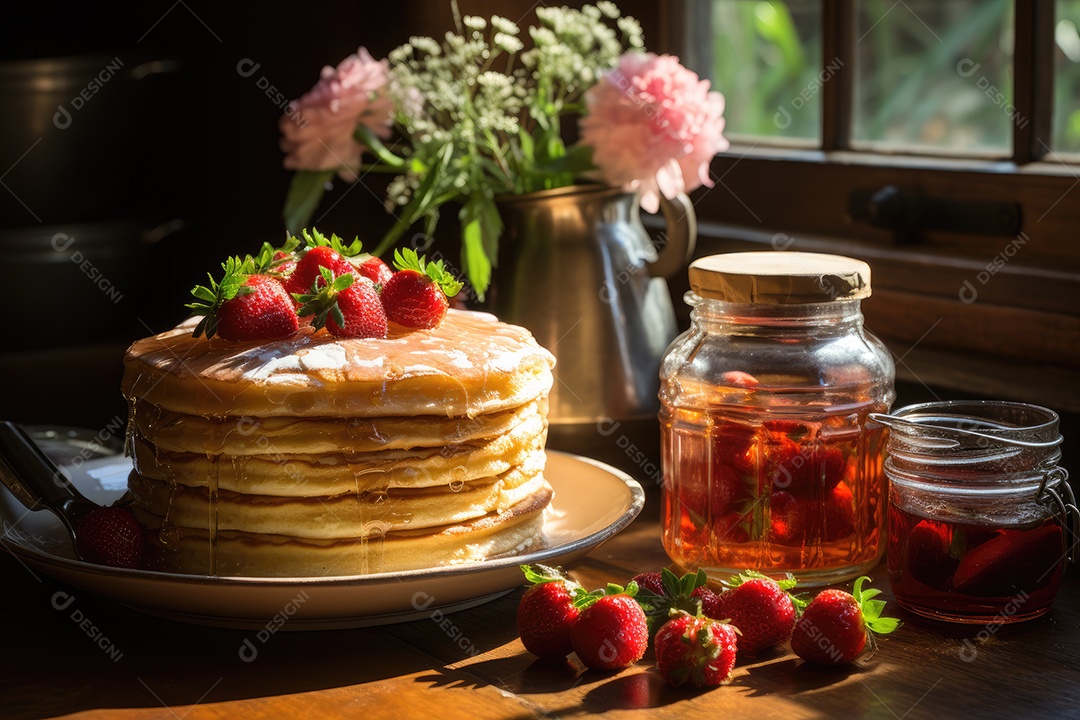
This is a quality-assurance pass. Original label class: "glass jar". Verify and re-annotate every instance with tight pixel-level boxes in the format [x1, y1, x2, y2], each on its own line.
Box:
[882, 400, 1075, 624]
[659, 252, 895, 585]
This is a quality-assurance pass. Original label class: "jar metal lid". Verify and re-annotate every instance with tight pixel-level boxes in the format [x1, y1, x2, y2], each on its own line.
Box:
[688, 251, 872, 304]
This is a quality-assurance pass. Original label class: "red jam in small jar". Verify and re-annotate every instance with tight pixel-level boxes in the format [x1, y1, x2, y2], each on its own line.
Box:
[883, 401, 1074, 624]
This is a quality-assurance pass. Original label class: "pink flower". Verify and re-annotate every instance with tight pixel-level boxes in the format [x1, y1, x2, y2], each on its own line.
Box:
[279, 47, 394, 179]
[580, 53, 728, 213]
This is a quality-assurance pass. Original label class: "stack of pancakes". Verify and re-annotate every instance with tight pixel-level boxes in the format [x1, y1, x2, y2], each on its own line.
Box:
[120, 309, 556, 577]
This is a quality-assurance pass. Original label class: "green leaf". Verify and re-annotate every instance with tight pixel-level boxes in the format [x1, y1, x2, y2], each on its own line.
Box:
[542, 142, 592, 173]
[371, 144, 455, 258]
[866, 616, 902, 634]
[459, 195, 493, 302]
[393, 247, 464, 298]
[661, 567, 681, 598]
[190, 286, 216, 303]
[251, 235, 302, 274]
[517, 126, 535, 166]
[283, 171, 333, 234]
[355, 125, 406, 169]
[520, 564, 575, 587]
[300, 228, 364, 257]
[863, 599, 887, 619]
[393, 247, 423, 274]
[680, 569, 706, 597]
[293, 263, 356, 331]
[851, 576, 902, 636]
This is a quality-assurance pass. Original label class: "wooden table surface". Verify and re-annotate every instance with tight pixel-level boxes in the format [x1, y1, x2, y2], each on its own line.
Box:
[2, 481, 1078, 720]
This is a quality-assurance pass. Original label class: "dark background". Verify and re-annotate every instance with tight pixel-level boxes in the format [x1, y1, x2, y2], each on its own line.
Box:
[0, 0, 659, 430]
[0, 1, 1073, 476]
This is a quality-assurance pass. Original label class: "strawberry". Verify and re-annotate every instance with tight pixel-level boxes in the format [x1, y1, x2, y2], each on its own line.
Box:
[677, 466, 742, 533]
[295, 267, 388, 339]
[271, 251, 297, 279]
[380, 248, 464, 329]
[818, 445, 847, 491]
[654, 612, 739, 688]
[898, 515, 958, 590]
[823, 481, 856, 541]
[762, 418, 810, 438]
[352, 254, 394, 286]
[570, 582, 648, 670]
[713, 422, 757, 477]
[712, 510, 752, 544]
[217, 275, 301, 341]
[951, 521, 1064, 596]
[285, 245, 355, 296]
[283, 228, 364, 297]
[694, 586, 723, 619]
[712, 571, 805, 655]
[765, 432, 813, 493]
[631, 568, 721, 634]
[631, 571, 666, 597]
[769, 490, 813, 545]
[75, 506, 145, 569]
[517, 565, 587, 659]
[791, 576, 900, 665]
[720, 370, 759, 388]
[187, 258, 300, 342]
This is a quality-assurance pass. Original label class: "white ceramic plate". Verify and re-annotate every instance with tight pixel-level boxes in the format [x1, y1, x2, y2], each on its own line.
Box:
[0, 449, 644, 630]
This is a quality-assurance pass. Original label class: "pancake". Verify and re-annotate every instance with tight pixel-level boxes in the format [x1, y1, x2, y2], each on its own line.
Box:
[134, 484, 553, 577]
[129, 409, 546, 496]
[127, 451, 548, 538]
[122, 310, 555, 419]
[128, 397, 546, 456]
[121, 308, 557, 577]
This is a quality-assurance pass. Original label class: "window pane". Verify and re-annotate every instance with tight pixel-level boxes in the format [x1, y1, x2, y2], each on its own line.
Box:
[708, 0, 823, 142]
[853, 0, 1014, 154]
[1055, 1, 1080, 153]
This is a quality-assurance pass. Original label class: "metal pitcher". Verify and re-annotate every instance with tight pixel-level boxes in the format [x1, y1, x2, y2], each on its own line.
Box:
[492, 184, 696, 436]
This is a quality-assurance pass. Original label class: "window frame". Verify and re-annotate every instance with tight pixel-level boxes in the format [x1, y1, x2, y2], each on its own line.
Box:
[653, 0, 1080, 412]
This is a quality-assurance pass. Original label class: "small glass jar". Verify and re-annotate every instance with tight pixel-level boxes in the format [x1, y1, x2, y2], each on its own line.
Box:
[882, 400, 1075, 624]
[659, 252, 895, 585]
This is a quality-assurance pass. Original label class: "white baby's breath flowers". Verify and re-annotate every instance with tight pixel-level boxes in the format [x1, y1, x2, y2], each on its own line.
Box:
[491, 15, 519, 35]
[494, 33, 524, 54]
[463, 15, 486, 31]
[372, 3, 646, 297]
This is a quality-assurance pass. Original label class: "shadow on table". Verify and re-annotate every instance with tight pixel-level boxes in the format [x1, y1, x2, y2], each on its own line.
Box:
[413, 639, 869, 714]
[0, 568, 516, 720]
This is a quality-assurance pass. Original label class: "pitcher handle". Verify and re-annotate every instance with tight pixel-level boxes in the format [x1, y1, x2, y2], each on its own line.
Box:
[647, 193, 697, 279]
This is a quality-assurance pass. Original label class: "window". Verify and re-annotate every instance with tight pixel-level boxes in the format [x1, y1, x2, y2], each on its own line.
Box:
[659, 0, 1080, 412]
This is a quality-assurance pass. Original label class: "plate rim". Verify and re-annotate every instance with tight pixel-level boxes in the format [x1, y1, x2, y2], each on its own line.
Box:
[0, 449, 645, 588]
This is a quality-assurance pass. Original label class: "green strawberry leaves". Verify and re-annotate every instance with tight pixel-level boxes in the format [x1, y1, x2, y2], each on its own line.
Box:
[301, 227, 363, 257]
[186, 256, 255, 339]
[852, 576, 902, 635]
[521, 564, 579, 589]
[665, 567, 708, 598]
[572, 580, 640, 610]
[635, 568, 710, 632]
[393, 247, 464, 298]
[294, 266, 356, 330]
[251, 234, 302, 275]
